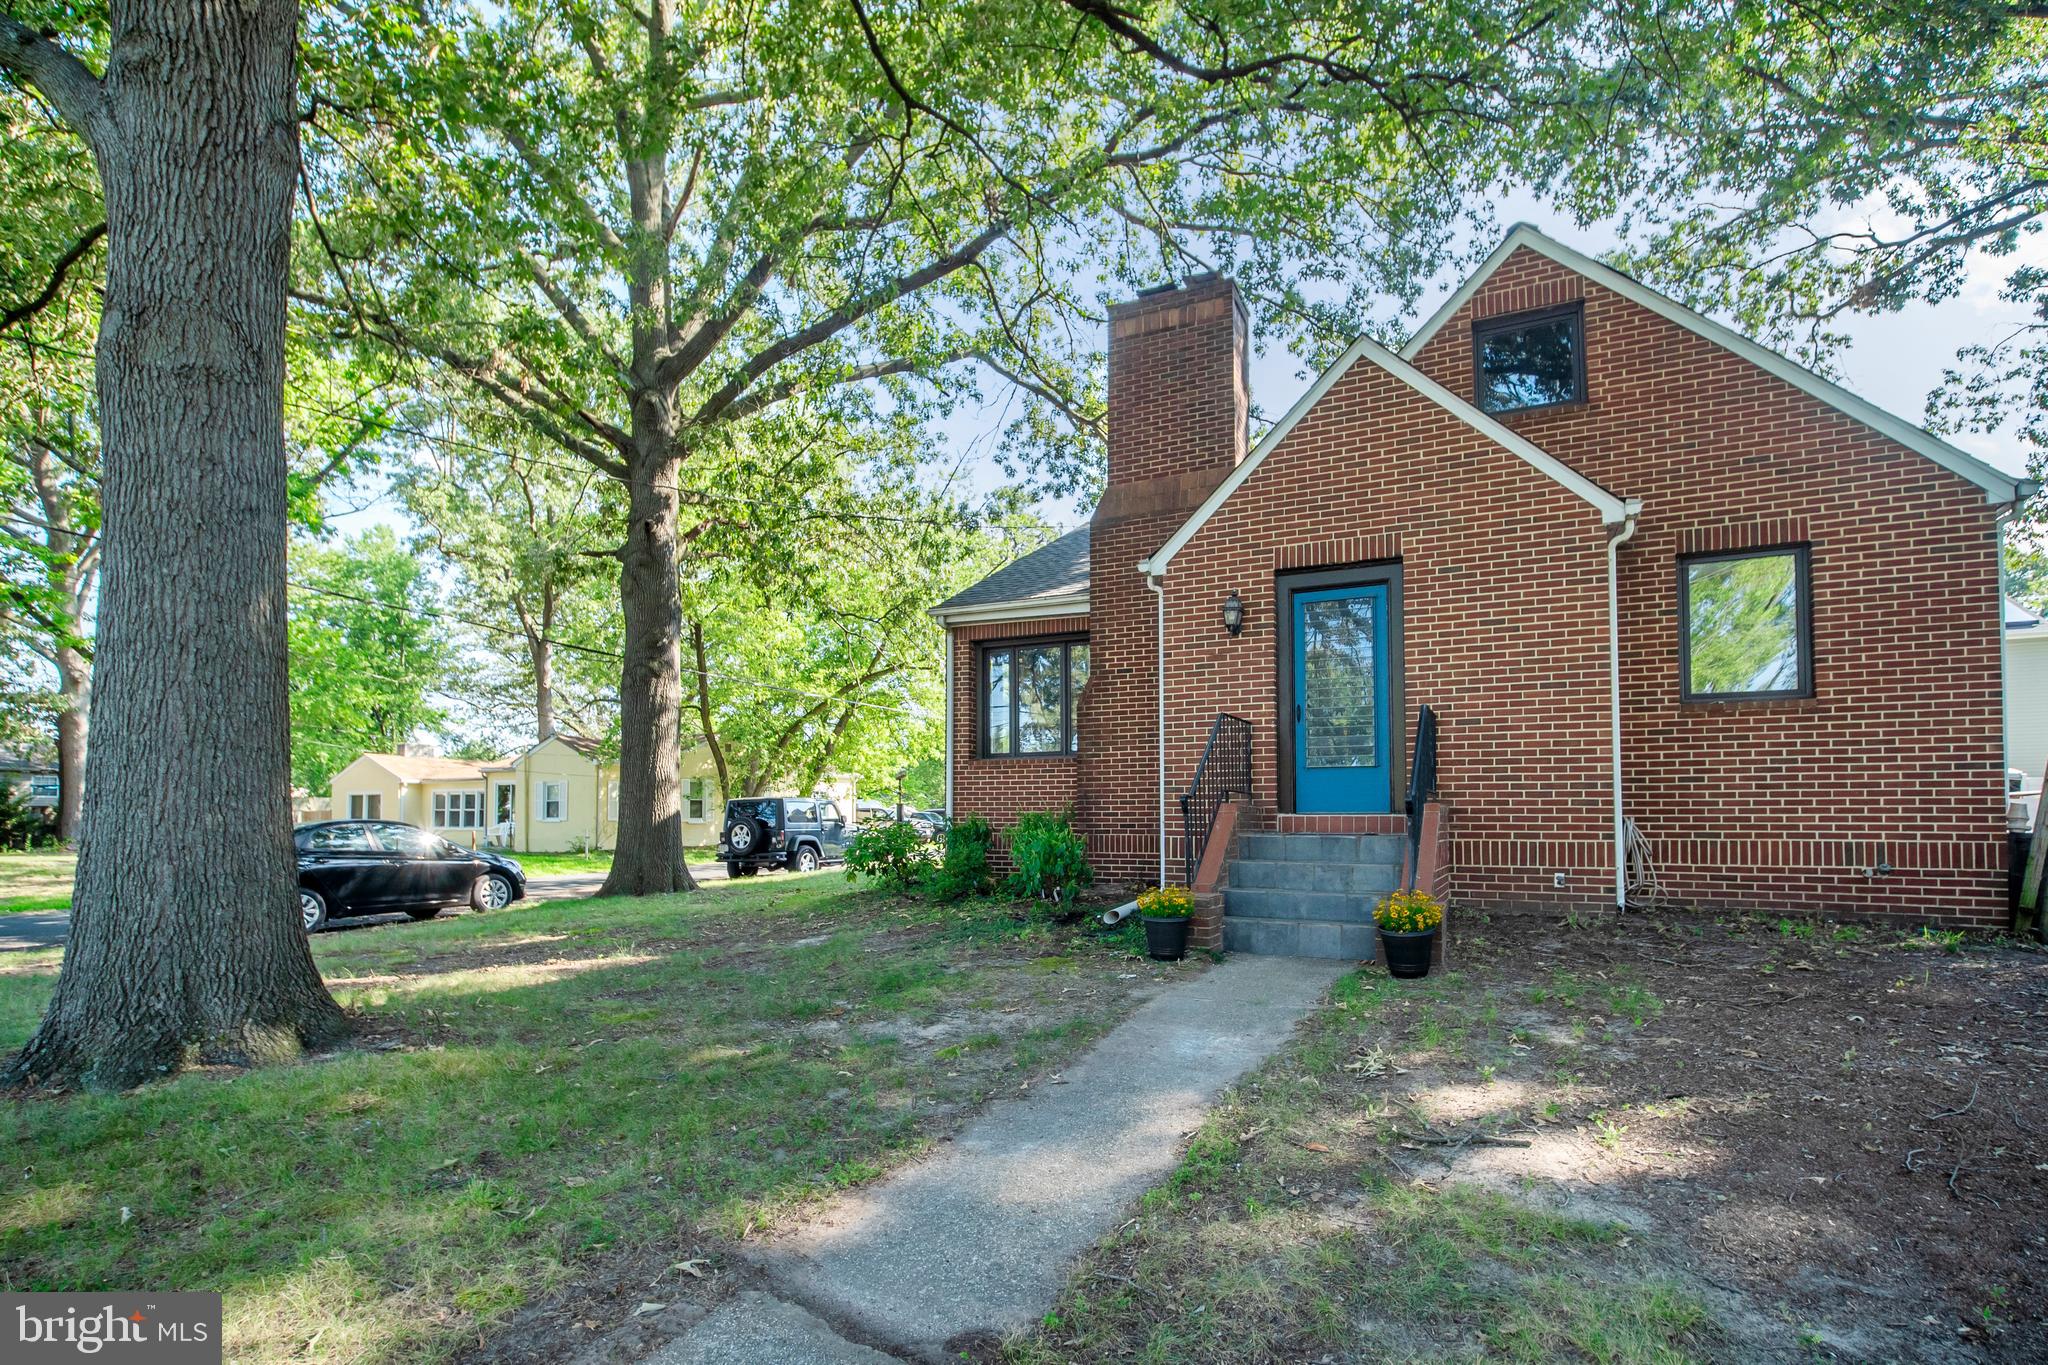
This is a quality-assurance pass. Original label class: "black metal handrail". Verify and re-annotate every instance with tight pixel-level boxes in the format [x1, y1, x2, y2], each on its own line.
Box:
[1181, 713, 1253, 886]
[1405, 704, 1439, 888]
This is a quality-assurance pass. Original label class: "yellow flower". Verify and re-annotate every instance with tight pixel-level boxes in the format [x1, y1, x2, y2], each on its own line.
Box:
[1373, 889, 1444, 933]
[1139, 884, 1193, 918]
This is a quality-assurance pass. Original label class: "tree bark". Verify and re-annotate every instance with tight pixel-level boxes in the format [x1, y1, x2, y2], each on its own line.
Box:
[528, 588, 556, 738]
[2, 0, 347, 1090]
[598, 401, 695, 895]
[20, 439, 94, 844]
[52, 651, 88, 842]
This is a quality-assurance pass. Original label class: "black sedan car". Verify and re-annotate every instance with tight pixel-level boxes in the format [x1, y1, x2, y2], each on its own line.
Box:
[294, 820, 526, 933]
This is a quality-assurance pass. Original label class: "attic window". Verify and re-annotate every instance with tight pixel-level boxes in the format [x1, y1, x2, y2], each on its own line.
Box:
[1473, 303, 1583, 413]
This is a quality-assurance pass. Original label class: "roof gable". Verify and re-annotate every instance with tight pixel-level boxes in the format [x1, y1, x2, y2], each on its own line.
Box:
[1141, 332, 1632, 576]
[1402, 226, 2025, 504]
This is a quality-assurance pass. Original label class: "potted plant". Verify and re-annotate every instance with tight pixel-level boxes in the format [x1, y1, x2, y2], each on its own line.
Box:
[1137, 884, 1194, 961]
[1374, 889, 1444, 979]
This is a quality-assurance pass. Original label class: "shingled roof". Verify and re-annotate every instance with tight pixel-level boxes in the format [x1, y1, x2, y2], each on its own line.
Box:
[933, 525, 1090, 619]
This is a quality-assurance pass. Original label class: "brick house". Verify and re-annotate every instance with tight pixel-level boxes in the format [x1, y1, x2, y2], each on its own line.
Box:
[933, 227, 2032, 954]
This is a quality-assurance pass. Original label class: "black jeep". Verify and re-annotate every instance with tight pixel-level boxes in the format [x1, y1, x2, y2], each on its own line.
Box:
[719, 795, 852, 877]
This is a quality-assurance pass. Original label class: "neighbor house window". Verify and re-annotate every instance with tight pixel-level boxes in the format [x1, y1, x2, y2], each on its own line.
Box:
[432, 790, 483, 828]
[1473, 303, 1584, 413]
[1679, 546, 1812, 701]
[687, 777, 706, 820]
[540, 779, 566, 821]
[980, 639, 1089, 756]
[348, 793, 382, 820]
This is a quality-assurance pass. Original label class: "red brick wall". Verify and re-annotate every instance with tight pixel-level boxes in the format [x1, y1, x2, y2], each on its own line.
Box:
[1407, 247, 2007, 924]
[949, 248, 2009, 925]
[949, 615, 1089, 857]
[1157, 346, 1619, 909]
[1074, 276, 1249, 885]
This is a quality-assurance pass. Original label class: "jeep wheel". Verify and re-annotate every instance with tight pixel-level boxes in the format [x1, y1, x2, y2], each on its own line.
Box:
[793, 845, 820, 873]
[726, 861, 744, 879]
[739, 863, 760, 877]
[724, 814, 763, 855]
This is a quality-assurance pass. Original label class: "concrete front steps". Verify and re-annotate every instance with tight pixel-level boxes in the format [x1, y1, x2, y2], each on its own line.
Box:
[1222, 831, 1404, 959]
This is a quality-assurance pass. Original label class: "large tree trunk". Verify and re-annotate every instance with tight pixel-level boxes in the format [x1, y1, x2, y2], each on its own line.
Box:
[52, 651, 87, 842]
[598, 429, 696, 896]
[529, 631, 555, 738]
[3, 0, 347, 1090]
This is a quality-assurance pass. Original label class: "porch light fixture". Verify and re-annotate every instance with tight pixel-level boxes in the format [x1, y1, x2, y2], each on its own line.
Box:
[1221, 591, 1245, 637]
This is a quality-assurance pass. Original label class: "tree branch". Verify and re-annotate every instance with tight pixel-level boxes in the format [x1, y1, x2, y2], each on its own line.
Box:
[0, 221, 104, 334]
[690, 223, 1007, 426]
[0, 19, 109, 149]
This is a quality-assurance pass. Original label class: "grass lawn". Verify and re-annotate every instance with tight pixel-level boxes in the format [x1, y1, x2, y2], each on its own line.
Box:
[511, 847, 718, 876]
[0, 875, 1165, 1363]
[0, 849, 73, 914]
[1007, 912, 2048, 1363]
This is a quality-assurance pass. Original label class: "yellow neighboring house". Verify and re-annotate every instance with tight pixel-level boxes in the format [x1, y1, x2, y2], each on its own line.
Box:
[326, 735, 730, 853]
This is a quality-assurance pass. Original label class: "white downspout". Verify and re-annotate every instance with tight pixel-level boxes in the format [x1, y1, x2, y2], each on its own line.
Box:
[1606, 512, 1640, 910]
[942, 630, 955, 820]
[1148, 571, 1166, 887]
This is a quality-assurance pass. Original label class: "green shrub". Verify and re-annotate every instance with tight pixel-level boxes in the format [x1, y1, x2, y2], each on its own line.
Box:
[926, 816, 995, 903]
[0, 785, 52, 851]
[1004, 810, 1093, 904]
[844, 820, 934, 892]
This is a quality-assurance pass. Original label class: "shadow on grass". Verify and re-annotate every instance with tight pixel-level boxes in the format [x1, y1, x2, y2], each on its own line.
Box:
[0, 878, 1141, 1362]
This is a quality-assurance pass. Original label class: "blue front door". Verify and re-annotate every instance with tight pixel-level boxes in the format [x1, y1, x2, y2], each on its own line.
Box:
[1291, 584, 1392, 813]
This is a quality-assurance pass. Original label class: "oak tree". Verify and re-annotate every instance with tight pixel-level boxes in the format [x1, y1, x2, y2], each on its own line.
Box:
[0, 1, 347, 1089]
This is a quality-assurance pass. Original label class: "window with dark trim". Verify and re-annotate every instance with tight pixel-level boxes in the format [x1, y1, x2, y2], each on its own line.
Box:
[980, 639, 1089, 756]
[1678, 546, 1812, 701]
[1472, 303, 1584, 413]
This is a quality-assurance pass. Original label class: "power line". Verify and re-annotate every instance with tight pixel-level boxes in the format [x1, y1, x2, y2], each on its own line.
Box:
[287, 578, 931, 720]
[287, 393, 1058, 537]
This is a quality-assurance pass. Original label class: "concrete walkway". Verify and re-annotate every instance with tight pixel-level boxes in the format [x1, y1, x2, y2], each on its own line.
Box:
[649, 954, 1347, 1363]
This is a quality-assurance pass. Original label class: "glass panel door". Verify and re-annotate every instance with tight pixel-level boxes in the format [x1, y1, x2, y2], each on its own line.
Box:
[1291, 583, 1392, 812]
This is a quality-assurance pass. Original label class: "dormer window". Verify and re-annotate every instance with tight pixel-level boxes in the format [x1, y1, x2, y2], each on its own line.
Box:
[1473, 303, 1584, 413]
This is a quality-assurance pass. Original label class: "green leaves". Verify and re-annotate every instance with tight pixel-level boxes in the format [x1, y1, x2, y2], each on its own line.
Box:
[288, 527, 454, 791]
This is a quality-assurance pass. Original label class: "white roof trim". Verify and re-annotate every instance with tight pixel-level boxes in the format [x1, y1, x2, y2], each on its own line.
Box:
[1141, 332, 1630, 576]
[1403, 225, 2026, 504]
[930, 592, 1090, 627]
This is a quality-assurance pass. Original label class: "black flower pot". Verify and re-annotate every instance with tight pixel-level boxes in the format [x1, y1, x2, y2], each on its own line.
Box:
[1142, 914, 1192, 961]
[1379, 927, 1436, 979]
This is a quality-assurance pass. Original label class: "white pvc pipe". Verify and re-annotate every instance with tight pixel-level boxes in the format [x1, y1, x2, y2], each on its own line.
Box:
[942, 630, 954, 820]
[1606, 515, 1639, 910]
[1148, 571, 1166, 888]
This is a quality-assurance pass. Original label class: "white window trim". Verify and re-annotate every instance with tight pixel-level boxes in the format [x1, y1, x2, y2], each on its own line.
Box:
[686, 776, 706, 821]
[347, 793, 382, 820]
[539, 779, 567, 822]
[432, 789, 485, 830]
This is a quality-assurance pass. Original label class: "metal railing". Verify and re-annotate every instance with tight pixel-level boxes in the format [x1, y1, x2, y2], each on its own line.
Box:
[1180, 713, 1253, 886]
[1405, 704, 1439, 888]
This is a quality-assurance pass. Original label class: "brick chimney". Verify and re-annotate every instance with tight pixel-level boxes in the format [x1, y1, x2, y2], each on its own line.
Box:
[1099, 272, 1249, 514]
[1077, 274, 1249, 883]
